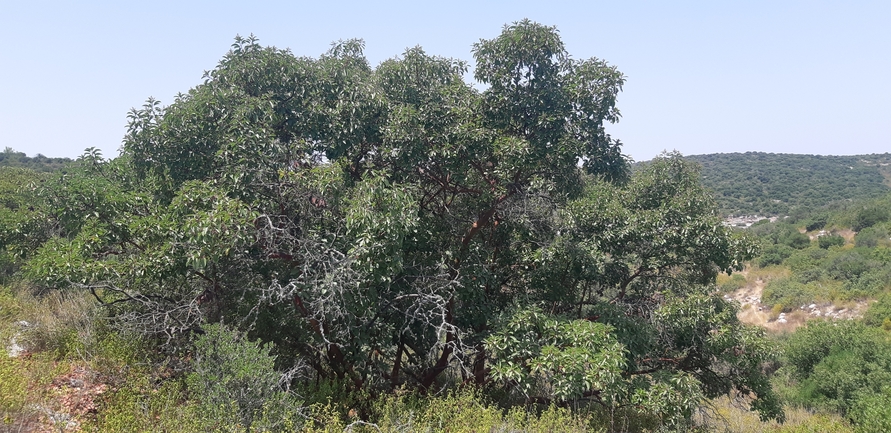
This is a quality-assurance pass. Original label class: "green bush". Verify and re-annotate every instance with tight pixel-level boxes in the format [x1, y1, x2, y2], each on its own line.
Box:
[863, 293, 891, 328]
[371, 391, 595, 433]
[826, 250, 875, 281]
[763, 278, 830, 309]
[850, 388, 891, 433]
[855, 226, 890, 248]
[873, 247, 891, 263]
[819, 234, 846, 249]
[785, 247, 829, 272]
[782, 321, 891, 418]
[853, 205, 890, 232]
[805, 213, 829, 232]
[186, 324, 304, 431]
[843, 267, 891, 299]
[718, 273, 748, 292]
[783, 231, 812, 249]
[760, 244, 795, 267]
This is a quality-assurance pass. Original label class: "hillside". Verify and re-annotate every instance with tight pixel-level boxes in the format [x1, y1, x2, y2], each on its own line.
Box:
[0, 148, 72, 172]
[684, 152, 891, 216]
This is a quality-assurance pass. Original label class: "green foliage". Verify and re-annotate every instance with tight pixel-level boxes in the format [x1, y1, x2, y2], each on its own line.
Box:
[805, 212, 829, 232]
[784, 247, 829, 272]
[784, 231, 812, 249]
[782, 321, 891, 421]
[486, 307, 625, 403]
[718, 273, 747, 293]
[819, 234, 846, 249]
[0, 167, 49, 280]
[760, 242, 891, 307]
[187, 324, 301, 430]
[853, 205, 891, 232]
[855, 225, 890, 248]
[12, 22, 782, 427]
[850, 387, 891, 433]
[371, 391, 594, 433]
[763, 278, 831, 310]
[863, 293, 891, 328]
[683, 152, 891, 216]
[87, 379, 211, 433]
[826, 250, 874, 281]
[0, 147, 72, 172]
[759, 244, 795, 267]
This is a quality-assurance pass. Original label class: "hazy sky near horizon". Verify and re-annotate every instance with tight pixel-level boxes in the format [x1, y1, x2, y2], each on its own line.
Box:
[2, 1, 889, 162]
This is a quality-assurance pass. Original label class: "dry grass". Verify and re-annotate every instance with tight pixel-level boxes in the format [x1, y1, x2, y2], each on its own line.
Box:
[699, 397, 853, 433]
[13, 286, 99, 359]
[746, 265, 791, 283]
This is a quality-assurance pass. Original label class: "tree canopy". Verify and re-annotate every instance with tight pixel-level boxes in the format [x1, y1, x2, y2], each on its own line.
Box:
[13, 21, 780, 427]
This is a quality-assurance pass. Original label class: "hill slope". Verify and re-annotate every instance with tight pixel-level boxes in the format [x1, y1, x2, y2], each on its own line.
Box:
[0, 148, 72, 172]
[684, 152, 891, 216]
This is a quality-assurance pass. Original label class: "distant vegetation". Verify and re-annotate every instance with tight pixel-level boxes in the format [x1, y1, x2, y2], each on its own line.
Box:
[0, 147, 72, 172]
[685, 152, 891, 216]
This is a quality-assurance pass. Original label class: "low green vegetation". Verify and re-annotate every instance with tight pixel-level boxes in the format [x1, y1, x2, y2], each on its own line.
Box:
[749, 194, 891, 312]
[773, 321, 891, 432]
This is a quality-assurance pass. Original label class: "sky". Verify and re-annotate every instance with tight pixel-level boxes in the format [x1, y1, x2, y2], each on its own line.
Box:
[1, 1, 889, 162]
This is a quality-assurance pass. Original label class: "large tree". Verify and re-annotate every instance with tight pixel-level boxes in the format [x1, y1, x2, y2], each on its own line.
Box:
[21, 21, 780, 424]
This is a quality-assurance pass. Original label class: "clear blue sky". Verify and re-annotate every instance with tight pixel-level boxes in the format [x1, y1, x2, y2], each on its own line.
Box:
[2, 1, 889, 162]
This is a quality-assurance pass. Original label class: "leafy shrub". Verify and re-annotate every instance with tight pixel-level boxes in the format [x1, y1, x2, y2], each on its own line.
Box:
[186, 324, 303, 431]
[763, 278, 830, 310]
[785, 247, 829, 272]
[783, 231, 812, 249]
[873, 246, 891, 263]
[853, 205, 890, 232]
[863, 293, 891, 328]
[805, 213, 829, 232]
[794, 266, 827, 284]
[759, 244, 795, 267]
[782, 321, 891, 417]
[365, 390, 595, 433]
[819, 234, 846, 249]
[826, 250, 874, 281]
[855, 226, 890, 248]
[842, 267, 891, 299]
[485, 307, 625, 403]
[850, 388, 891, 433]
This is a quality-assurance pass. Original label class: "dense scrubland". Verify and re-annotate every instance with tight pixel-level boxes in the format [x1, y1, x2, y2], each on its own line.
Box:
[686, 152, 891, 217]
[3, 21, 891, 433]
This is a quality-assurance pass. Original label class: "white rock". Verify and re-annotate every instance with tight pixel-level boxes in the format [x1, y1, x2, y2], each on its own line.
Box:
[6, 336, 24, 358]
